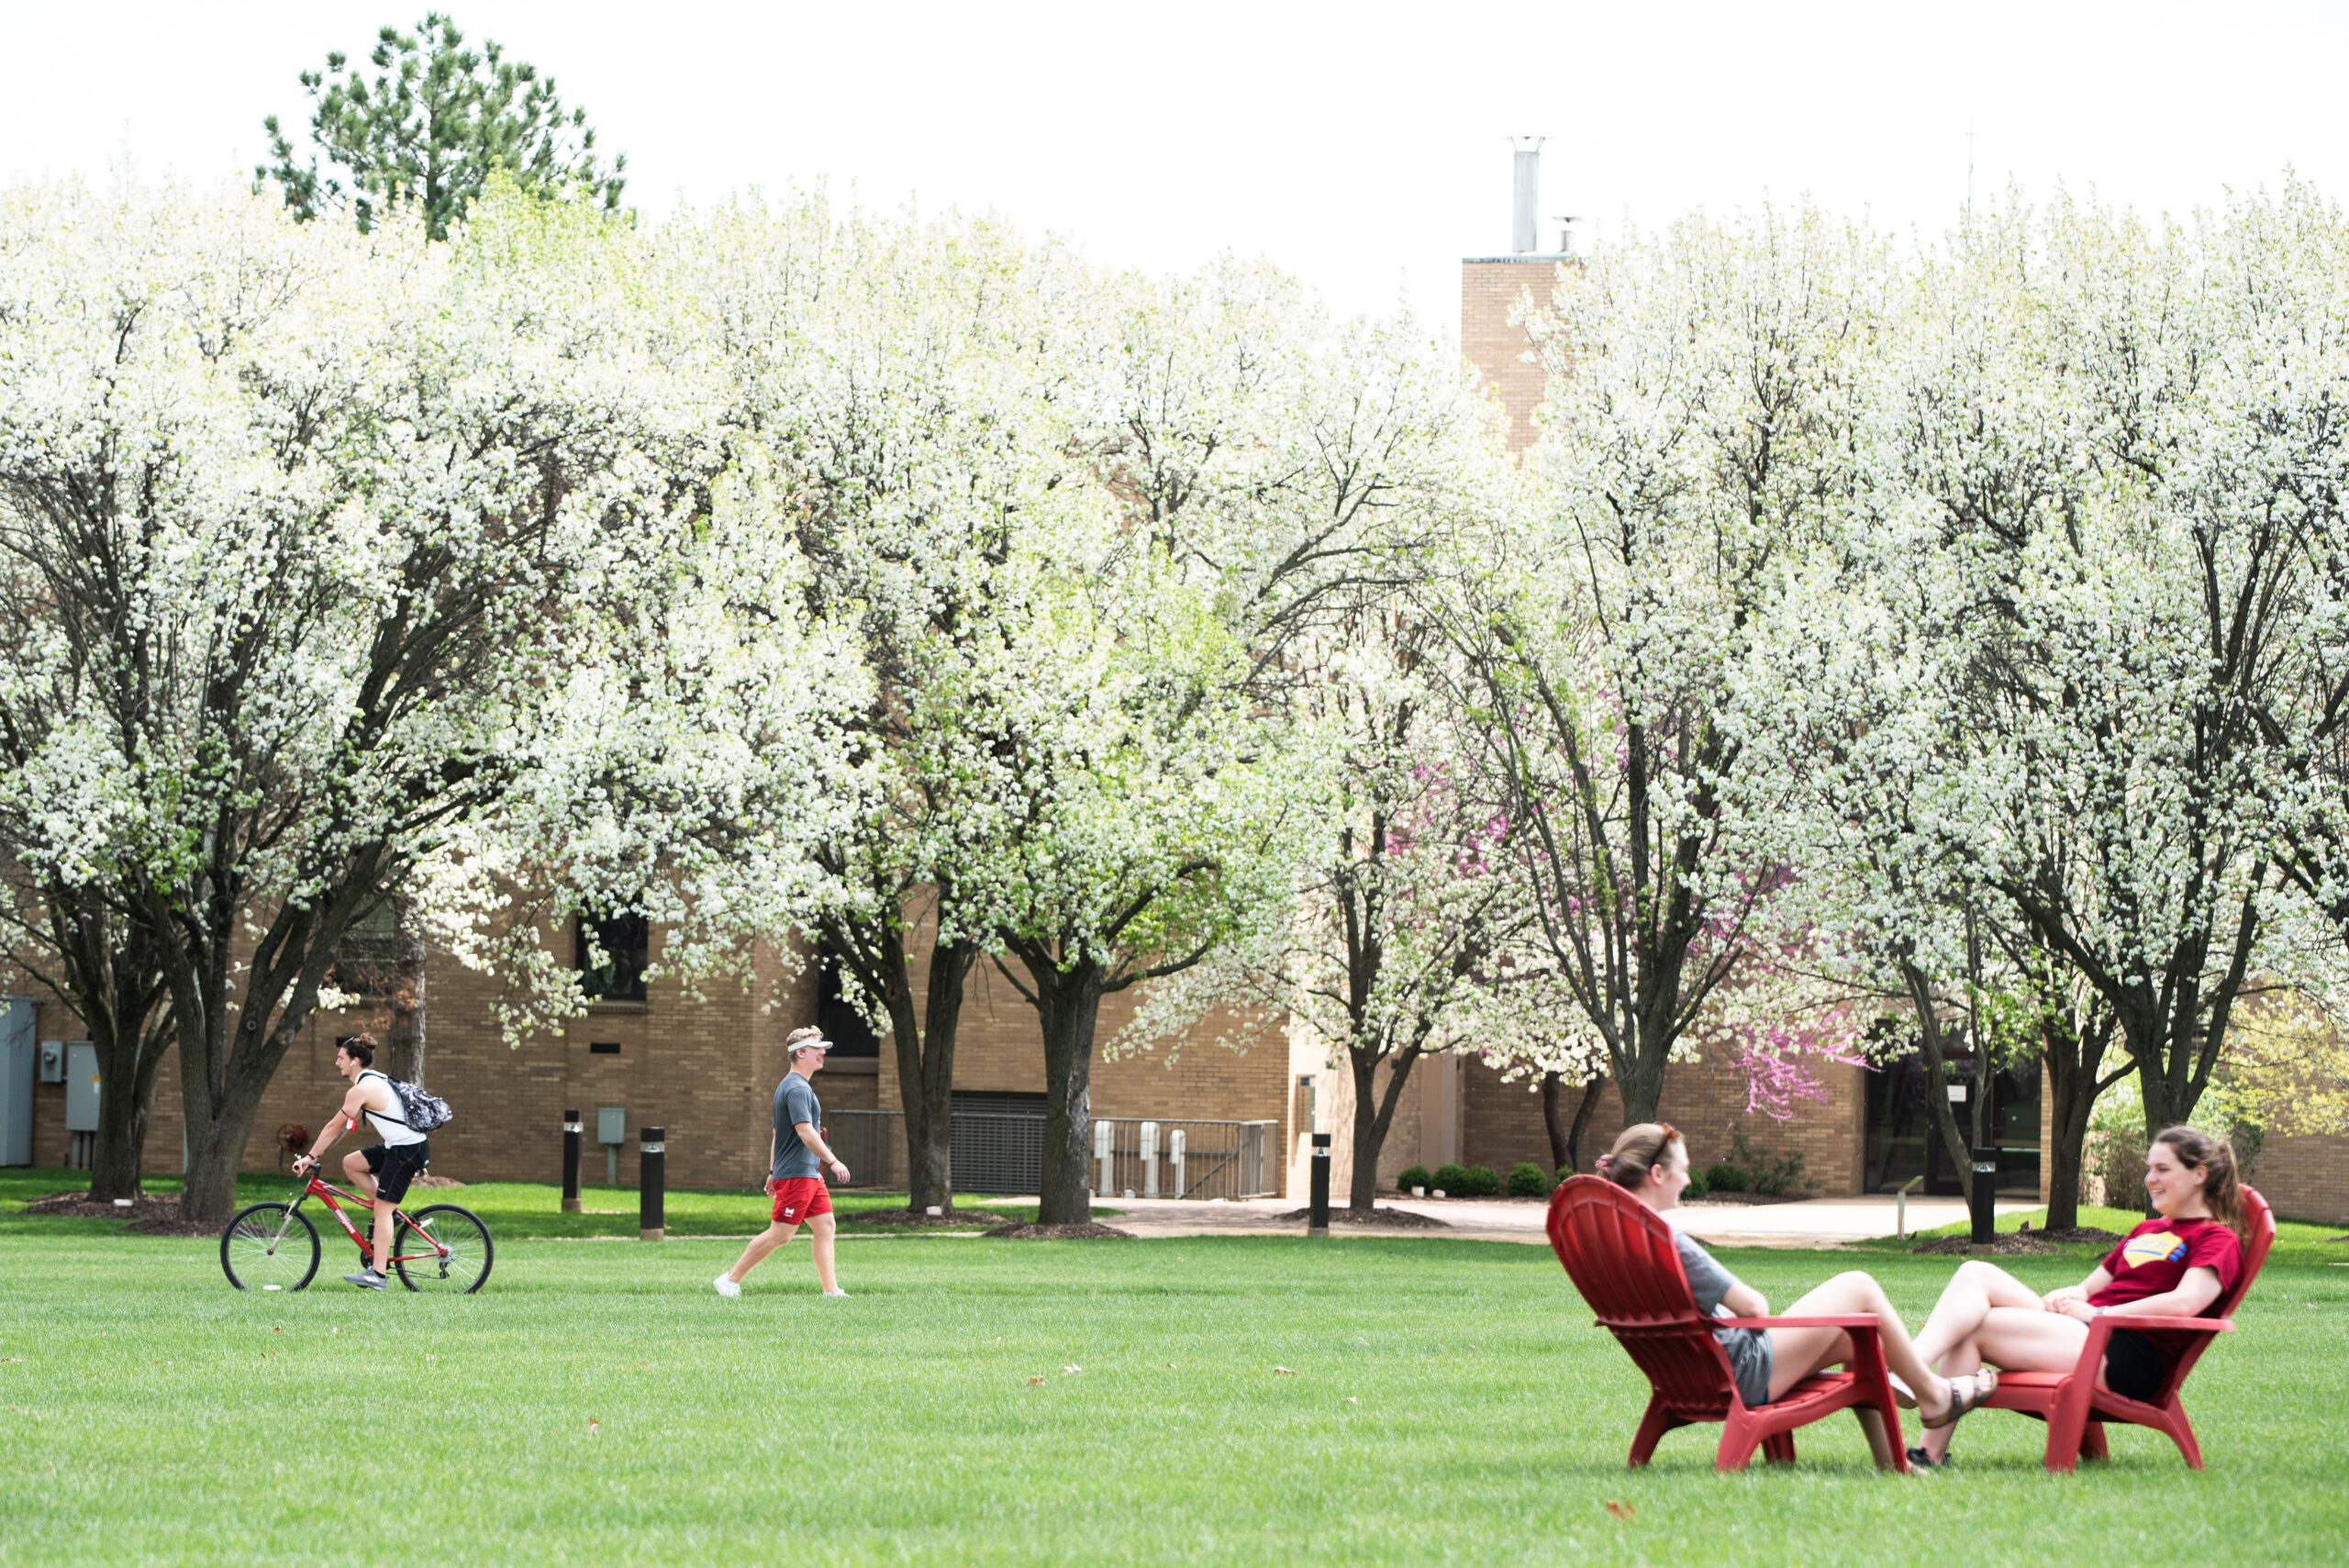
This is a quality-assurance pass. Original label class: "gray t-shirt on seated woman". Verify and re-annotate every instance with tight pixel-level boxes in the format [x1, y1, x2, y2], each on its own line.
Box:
[1675, 1230, 1775, 1407]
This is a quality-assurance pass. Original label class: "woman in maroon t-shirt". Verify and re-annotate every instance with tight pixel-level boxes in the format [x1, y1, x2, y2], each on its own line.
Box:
[1901, 1126, 2246, 1468]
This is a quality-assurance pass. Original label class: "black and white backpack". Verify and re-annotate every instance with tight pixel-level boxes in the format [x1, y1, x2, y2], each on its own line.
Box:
[391, 1077, 453, 1132]
[365, 1070, 453, 1132]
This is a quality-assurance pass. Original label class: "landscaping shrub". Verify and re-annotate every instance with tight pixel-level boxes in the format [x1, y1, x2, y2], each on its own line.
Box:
[1461, 1164, 1502, 1197]
[1507, 1162, 1552, 1198]
[1397, 1164, 1433, 1192]
[1703, 1162, 1746, 1193]
[1684, 1168, 1708, 1198]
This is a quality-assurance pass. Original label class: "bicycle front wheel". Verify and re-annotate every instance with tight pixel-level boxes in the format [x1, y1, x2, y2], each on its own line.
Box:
[221, 1203, 320, 1292]
[393, 1204, 493, 1294]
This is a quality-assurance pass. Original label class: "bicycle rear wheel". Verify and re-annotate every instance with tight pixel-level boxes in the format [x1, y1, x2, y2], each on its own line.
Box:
[393, 1204, 493, 1294]
[221, 1203, 320, 1292]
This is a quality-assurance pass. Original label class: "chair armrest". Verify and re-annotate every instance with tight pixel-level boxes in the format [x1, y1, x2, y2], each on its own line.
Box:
[2099, 1314, 2232, 1334]
[1717, 1315, 1884, 1330]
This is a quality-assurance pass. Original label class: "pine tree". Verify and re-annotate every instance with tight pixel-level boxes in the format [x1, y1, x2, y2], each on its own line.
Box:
[258, 11, 625, 240]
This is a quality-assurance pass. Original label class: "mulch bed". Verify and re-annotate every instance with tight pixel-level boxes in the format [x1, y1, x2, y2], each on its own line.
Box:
[845, 1208, 1012, 1229]
[1273, 1206, 1452, 1229]
[982, 1222, 1133, 1240]
[24, 1191, 219, 1237]
[1684, 1192, 1815, 1207]
[1909, 1225, 2125, 1257]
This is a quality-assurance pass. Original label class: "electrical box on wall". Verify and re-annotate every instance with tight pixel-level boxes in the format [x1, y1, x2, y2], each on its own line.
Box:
[39, 1039, 63, 1083]
[65, 1042, 100, 1132]
[596, 1107, 627, 1145]
[0, 999, 34, 1166]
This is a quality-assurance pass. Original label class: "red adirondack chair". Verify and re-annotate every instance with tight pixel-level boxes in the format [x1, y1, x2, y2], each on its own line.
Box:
[1980, 1185, 2273, 1472]
[1546, 1175, 1909, 1473]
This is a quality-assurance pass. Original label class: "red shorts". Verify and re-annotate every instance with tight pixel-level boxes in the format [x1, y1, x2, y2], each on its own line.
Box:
[768, 1176, 832, 1225]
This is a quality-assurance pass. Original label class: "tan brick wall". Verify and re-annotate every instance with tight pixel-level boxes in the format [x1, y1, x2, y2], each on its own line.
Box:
[1460, 257, 1568, 453]
[876, 926, 1293, 1191]
[2247, 1133, 2349, 1226]
[1457, 1046, 1870, 1196]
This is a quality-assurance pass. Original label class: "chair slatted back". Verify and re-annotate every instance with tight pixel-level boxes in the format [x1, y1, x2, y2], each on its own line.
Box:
[1546, 1175, 1738, 1417]
[2154, 1184, 2274, 1398]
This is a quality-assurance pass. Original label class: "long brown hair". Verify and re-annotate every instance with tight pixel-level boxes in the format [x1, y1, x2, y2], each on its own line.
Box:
[1597, 1123, 1684, 1192]
[2153, 1125, 2246, 1246]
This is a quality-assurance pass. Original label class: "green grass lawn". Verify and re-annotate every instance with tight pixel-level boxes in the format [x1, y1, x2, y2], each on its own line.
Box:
[0, 1167, 1076, 1239]
[0, 1184, 2343, 1564]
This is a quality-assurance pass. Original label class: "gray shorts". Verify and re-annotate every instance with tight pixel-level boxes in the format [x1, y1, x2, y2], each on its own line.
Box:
[1719, 1325, 1776, 1407]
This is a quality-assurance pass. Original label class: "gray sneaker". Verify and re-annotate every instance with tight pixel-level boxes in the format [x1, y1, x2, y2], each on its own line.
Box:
[343, 1268, 387, 1290]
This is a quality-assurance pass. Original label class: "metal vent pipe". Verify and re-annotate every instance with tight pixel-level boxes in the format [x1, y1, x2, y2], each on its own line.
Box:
[1510, 135, 1544, 252]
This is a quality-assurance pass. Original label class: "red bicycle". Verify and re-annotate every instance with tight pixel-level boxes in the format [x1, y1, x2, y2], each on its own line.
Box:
[220, 1169, 493, 1294]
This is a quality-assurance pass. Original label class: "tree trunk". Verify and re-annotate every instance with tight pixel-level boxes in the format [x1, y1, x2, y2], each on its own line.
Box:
[2040, 1006, 2116, 1232]
[381, 897, 428, 1087]
[902, 938, 976, 1217]
[1564, 1074, 1604, 1175]
[1014, 949, 1106, 1226]
[1900, 961, 1976, 1182]
[86, 1014, 169, 1201]
[1346, 1041, 1423, 1211]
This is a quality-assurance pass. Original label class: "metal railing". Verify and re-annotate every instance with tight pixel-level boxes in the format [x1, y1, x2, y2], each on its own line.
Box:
[822, 1111, 1277, 1199]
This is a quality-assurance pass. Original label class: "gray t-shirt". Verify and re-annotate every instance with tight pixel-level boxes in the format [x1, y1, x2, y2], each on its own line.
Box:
[1675, 1229, 1775, 1407]
[771, 1072, 823, 1182]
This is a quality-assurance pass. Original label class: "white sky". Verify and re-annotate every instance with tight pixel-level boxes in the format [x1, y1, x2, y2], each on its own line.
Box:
[6, 1, 2346, 328]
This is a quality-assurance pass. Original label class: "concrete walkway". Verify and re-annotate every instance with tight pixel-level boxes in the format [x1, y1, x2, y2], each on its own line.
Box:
[1097, 1192, 2040, 1248]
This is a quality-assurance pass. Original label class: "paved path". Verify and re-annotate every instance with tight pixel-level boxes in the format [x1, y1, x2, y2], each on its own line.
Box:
[1097, 1193, 2040, 1248]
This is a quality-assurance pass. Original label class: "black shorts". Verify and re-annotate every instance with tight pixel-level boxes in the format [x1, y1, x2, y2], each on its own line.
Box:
[361, 1141, 430, 1205]
[2103, 1327, 2165, 1403]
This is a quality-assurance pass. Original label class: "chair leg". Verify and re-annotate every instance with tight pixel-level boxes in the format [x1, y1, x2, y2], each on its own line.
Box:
[1763, 1430, 1798, 1465]
[2080, 1421, 2109, 1463]
[2156, 1405, 2204, 1470]
[1715, 1409, 1762, 1473]
[1628, 1395, 1675, 1469]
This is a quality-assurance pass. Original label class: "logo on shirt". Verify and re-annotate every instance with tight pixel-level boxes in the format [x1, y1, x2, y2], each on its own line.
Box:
[2120, 1230, 2188, 1270]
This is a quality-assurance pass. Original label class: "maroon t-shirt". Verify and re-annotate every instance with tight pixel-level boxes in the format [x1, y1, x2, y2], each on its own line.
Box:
[2090, 1217, 2242, 1366]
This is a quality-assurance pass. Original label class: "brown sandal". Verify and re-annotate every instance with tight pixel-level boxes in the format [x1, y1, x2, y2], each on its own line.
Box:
[1922, 1369, 1998, 1429]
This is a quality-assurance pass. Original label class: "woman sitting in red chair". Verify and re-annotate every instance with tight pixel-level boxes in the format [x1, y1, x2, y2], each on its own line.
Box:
[1902, 1125, 2246, 1469]
[1602, 1123, 1998, 1441]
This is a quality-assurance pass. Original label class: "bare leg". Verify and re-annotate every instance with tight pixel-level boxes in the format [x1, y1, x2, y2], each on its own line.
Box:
[726, 1220, 802, 1284]
[1912, 1260, 2043, 1368]
[810, 1212, 839, 1293]
[1761, 1271, 1963, 1422]
[342, 1151, 376, 1200]
[1919, 1306, 2090, 1462]
[371, 1197, 397, 1274]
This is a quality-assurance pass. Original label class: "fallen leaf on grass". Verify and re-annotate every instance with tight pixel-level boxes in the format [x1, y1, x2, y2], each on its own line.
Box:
[1603, 1501, 1635, 1521]
[1027, 1376, 1046, 1386]
[271, 1327, 282, 1335]
[329, 1328, 341, 1336]
[1062, 1365, 1082, 1375]
[588, 1418, 600, 1436]
[0, 1358, 21, 1364]
[1345, 1396, 1359, 1405]
[1273, 1366, 1296, 1375]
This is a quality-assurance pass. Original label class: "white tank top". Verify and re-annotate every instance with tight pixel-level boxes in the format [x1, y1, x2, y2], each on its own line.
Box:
[356, 1071, 428, 1147]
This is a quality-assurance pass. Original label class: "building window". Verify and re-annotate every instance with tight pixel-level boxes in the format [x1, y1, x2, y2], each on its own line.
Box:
[816, 945, 881, 1058]
[327, 901, 401, 997]
[576, 911, 649, 1004]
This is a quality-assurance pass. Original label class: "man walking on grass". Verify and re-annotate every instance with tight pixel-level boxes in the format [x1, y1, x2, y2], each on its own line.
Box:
[717, 1027, 851, 1297]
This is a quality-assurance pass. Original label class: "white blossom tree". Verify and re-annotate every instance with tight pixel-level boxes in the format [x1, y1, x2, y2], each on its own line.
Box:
[0, 179, 713, 1221]
[1445, 206, 1889, 1129]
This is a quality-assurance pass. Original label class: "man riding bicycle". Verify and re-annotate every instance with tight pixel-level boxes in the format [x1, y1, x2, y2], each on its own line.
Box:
[293, 1034, 429, 1290]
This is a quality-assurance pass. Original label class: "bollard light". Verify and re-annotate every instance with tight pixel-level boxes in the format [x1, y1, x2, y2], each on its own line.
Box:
[640, 1126, 666, 1241]
[1140, 1121, 1160, 1198]
[562, 1110, 583, 1215]
[1308, 1132, 1331, 1235]
[1969, 1144, 1998, 1252]
[1169, 1129, 1186, 1200]
[1093, 1118, 1114, 1197]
